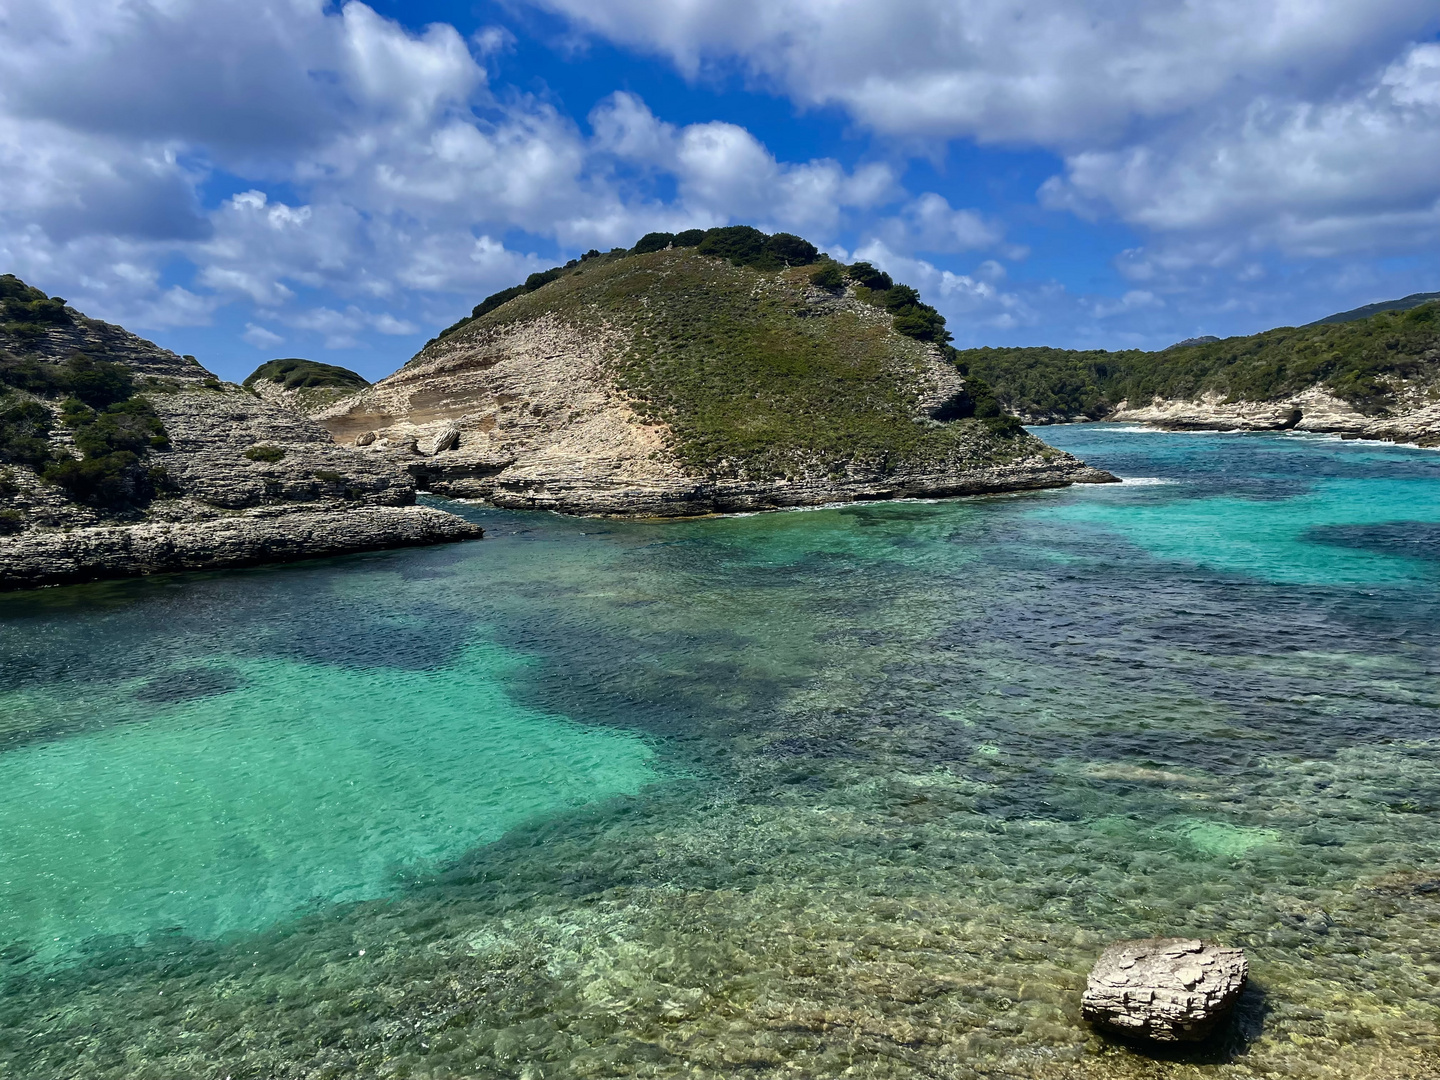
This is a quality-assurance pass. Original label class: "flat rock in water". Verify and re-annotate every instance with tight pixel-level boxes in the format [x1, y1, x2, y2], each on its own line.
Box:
[1082, 938, 1247, 1043]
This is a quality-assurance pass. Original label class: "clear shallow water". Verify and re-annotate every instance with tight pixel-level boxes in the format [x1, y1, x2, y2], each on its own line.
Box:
[0, 425, 1438, 1079]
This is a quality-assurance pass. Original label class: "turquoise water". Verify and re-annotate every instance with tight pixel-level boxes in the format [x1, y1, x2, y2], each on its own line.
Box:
[0, 425, 1438, 1079]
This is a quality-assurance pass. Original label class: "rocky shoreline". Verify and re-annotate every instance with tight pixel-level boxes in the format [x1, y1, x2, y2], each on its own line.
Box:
[1020, 386, 1440, 446]
[0, 505, 480, 590]
[0, 287, 482, 592]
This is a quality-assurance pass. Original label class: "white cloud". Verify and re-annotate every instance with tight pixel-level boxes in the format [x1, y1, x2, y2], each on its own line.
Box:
[1042, 43, 1440, 255]
[0, 1, 907, 342]
[851, 239, 1034, 336]
[243, 323, 285, 349]
[528, 0, 1437, 144]
[872, 193, 1002, 255]
[534, 0, 1440, 265]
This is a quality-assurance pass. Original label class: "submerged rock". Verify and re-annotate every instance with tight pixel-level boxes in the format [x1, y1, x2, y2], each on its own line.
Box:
[1082, 937, 1247, 1043]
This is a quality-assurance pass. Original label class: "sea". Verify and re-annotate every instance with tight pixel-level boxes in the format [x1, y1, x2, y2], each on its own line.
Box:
[0, 424, 1437, 1079]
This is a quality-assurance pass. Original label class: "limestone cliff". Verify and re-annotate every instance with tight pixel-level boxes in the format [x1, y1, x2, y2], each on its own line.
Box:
[311, 246, 1115, 515]
[0, 278, 478, 590]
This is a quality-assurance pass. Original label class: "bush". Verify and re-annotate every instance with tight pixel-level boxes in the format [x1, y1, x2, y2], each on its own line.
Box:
[313, 469, 343, 482]
[62, 353, 135, 409]
[42, 452, 149, 509]
[698, 225, 769, 265]
[524, 269, 563, 291]
[0, 467, 16, 500]
[0, 397, 54, 468]
[66, 396, 169, 457]
[244, 445, 286, 463]
[41, 395, 171, 509]
[633, 232, 675, 255]
[764, 233, 818, 267]
[0, 275, 72, 337]
[0, 509, 22, 535]
[0, 351, 135, 406]
[673, 229, 706, 247]
[809, 263, 845, 291]
[847, 262, 893, 291]
[983, 414, 1025, 437]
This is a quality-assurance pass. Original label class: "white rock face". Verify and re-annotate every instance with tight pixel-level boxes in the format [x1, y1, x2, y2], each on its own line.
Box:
[313, 312, 1115, 516]
[1082, 938, 1248, 1043]
[1109, 387, 1440, 445]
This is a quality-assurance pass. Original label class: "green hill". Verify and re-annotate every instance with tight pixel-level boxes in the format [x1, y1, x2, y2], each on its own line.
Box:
[1307, 291, 1440, 326]
[431, 228, 1019, 481]
[317, 226, 1112, 515]
[960, 299, 1440, 421]
[243, 358, 369, 394]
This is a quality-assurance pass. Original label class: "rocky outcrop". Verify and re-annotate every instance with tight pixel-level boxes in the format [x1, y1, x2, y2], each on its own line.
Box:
[0, 298, 479, 590]
[0, 505, 479, 589]
[312, 308, 1116, 517]
[1082, 938, 1248, 1043]
[1109, 387, 1440, 445]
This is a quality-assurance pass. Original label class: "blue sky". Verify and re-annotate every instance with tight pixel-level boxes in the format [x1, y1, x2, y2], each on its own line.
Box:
[2, 0, 1439, 382]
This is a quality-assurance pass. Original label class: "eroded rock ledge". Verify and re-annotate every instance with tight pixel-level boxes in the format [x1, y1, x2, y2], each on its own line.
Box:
[0, 505, 480, 590]
[1107, 387, 1440, 445]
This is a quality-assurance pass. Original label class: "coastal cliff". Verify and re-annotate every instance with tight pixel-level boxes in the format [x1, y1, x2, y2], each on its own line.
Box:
[309, 235, 1115, 515]
[0, 276, 478, 590]
[959, 296, 1440, 444]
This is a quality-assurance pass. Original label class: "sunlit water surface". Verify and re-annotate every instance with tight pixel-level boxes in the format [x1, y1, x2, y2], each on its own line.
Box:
[0, 425, 1438, 1079]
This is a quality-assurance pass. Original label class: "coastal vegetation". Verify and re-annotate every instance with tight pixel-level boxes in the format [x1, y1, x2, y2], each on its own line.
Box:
[243, 358, 369, 395]
[0, 293, 173, 511]
[961, 299, 1440, 419]
[432, 226, 954, 357]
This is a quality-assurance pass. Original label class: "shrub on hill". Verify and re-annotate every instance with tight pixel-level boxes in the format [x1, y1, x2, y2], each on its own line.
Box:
[0, 330, 173, 510]
[243, 358, 368, 393]
[0, 275, 71, 338]
[847, 262, 893, 291]
[809, 262, 844, 290]
[632, 232, 675, 254]
[674, 229, 706, 247]
[41, 395, 172, 510]
[0, 397, 54, 468]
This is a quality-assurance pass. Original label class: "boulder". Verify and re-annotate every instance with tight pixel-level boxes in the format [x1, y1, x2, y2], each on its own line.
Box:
[354, 431, 376, 446]
[425, 425, 460, 455]
[1082, 938, 1247, 1043]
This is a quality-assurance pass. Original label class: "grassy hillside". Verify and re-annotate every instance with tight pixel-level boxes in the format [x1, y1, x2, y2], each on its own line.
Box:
[436, 238, 1032, 481]
[960, 300, 1440, 419]
[1307, 291, 1440, 326]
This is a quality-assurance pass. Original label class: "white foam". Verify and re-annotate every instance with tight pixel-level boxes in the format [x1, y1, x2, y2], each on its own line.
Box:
[1117, 476, 1179, 486]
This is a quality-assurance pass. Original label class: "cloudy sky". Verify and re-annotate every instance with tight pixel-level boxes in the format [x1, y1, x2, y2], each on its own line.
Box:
[3, 0, 1439, 381]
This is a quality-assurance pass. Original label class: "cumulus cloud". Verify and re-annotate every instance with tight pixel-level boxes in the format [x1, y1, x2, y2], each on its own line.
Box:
[0, 0, 906, 357]
[589, 92, 897, 236]
[1043, 43, 1440, 256]
[533, 0, 1440, 266]
[528, 0, 1437, 144]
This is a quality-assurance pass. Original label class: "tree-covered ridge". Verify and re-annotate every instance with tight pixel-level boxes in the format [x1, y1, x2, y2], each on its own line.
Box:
[430, 226, 952, 352]
[243, 358, 369, 393]
[437, 246, 1030, 481]
[959, 301, 1440, 419]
